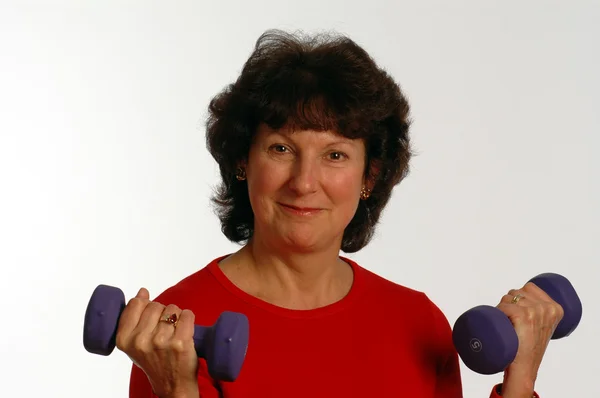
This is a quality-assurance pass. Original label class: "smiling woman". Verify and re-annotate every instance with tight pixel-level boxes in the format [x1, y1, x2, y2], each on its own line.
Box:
[244, 124, 368, 256]
[114, 29, 560, 398]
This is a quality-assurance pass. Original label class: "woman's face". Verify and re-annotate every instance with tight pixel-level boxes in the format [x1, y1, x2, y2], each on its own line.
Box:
[244, 123, 367, 252]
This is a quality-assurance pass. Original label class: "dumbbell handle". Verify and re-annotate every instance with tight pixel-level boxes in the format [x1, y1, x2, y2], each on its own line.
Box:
[192, 319, 244, 358]
[193, 325, 208, 357]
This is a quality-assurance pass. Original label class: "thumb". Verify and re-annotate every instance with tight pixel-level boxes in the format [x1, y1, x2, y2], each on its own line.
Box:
[136, 287, 150, 300]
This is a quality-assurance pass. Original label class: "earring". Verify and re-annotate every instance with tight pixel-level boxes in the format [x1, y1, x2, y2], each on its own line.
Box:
[360, 186, 371, 200]
[235, 167, 246, 181]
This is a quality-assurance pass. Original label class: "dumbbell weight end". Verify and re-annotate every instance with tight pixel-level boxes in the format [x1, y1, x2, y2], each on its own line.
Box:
[452, 305, 519, 375]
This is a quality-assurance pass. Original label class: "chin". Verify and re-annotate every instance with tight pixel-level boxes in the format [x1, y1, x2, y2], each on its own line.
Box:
[279, 229, 324, 252]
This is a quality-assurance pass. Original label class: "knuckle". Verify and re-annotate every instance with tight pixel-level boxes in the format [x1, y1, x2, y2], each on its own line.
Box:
[132, 335, 151, 354]
[548, 303, 564, 320]
[524, 306, 537, 322]
[152, 334, 168, 349]
[170, 339, 186, 353]
[127, 297, 148, 309]
[115, 333, 128, 351]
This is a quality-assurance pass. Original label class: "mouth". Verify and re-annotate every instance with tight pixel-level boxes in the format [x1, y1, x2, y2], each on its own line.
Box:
[279, 203, 323, 216]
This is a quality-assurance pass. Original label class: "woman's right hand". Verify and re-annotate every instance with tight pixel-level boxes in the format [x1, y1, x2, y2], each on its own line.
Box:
[116, 288, 199, 398]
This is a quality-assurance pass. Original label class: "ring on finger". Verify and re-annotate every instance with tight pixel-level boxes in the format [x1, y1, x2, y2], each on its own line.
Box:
[511, 293, 525, 304]
[161, 313, 178, 326]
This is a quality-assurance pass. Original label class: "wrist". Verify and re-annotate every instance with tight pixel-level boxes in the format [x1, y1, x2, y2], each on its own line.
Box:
[154, 382, 199, 398]
[161, 390, 199, 398]
[499, 372, 536, 398]
[496, 385, 538, 398]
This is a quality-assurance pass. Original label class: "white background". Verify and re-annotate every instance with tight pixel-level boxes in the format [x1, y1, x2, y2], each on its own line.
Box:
[1, 1, 598, 397]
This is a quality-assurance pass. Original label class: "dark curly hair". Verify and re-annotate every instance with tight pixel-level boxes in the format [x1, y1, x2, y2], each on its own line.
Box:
[205, 29, 412, 253]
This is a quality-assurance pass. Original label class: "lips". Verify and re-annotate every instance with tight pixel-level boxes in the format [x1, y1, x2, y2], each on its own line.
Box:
[279, 203, 323, 215]
[281, 204, 321, 211]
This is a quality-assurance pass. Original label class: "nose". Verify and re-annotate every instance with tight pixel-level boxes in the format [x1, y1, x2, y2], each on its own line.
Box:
[288, 155, 319, 196]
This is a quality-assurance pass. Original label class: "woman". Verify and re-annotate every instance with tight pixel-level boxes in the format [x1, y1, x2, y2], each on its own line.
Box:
[116, 29, 563, 398]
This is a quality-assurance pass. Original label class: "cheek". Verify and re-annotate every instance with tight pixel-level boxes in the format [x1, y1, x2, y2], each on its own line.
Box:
[248, 162, 286, 195]
[326, 172, 362, 202]
[247, 160, 288, 214]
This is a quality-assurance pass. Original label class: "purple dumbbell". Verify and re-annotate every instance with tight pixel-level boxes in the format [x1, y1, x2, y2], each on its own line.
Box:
[83, 284, 249, 382]
[452, 273, 582, 375]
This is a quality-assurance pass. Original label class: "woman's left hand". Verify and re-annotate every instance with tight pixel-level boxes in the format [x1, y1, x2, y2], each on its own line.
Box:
[496, 282, 564, 397]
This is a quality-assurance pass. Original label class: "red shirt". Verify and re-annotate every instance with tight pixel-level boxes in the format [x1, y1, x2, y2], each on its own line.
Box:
[129, 256, 538, 398]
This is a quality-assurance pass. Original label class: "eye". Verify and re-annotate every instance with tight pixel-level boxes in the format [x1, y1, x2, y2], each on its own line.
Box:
[269, 144, 289, 153]
[328, 151, 347, 161]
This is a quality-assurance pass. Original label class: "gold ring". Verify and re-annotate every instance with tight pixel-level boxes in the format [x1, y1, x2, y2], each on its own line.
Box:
[162, 313, 178, 325]
[511, 294, 524, 304]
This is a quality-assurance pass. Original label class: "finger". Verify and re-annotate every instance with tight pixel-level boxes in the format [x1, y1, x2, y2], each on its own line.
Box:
[497, 301, 543, 338]
[134, 301, 167, 334]
[522, 281, 555, 303]
[172, 309, 196, 353]
[155, 304, 182, 333]
[120, 287, 152, 330]
[500, 289, 526, 305]
[173, 309, 195, 341]
[151, 305, 182, 350]
[521, 284, 565, 325]
[496, 302, 522, 319]
[136, 287, 150, 300]
[116, 292, 152, 349]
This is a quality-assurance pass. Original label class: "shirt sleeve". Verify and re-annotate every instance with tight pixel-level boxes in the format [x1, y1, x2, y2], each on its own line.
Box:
[423, 294, 464, 397]
[434, 346, 464, 397]
[128, 359, 222, 398]
[488, 383, 540, 398]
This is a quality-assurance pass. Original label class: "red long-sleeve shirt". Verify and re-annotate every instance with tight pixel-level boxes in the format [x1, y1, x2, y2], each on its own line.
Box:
[129, 255, 538, 397]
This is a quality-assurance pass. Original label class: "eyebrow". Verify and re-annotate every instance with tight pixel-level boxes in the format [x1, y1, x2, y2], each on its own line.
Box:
[267, 130, 356, 145]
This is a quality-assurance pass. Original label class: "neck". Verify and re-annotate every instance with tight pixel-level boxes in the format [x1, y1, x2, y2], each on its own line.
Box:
[226, 235, 353, 310]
